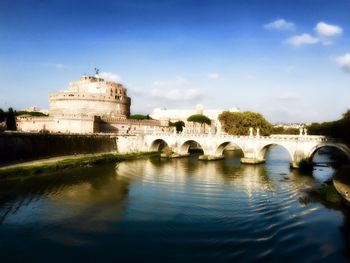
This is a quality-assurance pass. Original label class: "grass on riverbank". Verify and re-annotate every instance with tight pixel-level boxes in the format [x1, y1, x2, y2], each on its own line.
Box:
[0, 152, 159, 180]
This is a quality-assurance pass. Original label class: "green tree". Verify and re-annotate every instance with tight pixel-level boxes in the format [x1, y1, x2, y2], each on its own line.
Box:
[16, 111, 48, 117]
[342, 109, 350, 121]
[219, 111, 272, 136]
[271, 126, 299, 135]
[187, 114, 211, 133]
[170, 121, 185, 132]
[129, 114, 152, 120]
[187, 114, 211, 125]
[6, 107, 16, 130]
[0, 108, 5, 122]
[307, 109, 350, 146]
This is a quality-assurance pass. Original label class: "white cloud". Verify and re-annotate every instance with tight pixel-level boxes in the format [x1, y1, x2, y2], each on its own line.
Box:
[286, 33, 319, 47]
[150, 88, 202, 101]
[315, 22, 343, 37]
[100, 72, 121, 82]
[264, 19, 295, 31]
[283, 22, 342, 47]
[275, 92, 300, 101]
[149, 76, 202, 101]
[336, 53, 350, 73]
[128, 86, 145, 97]
[208, 73, 219, 80]
[55, 63, 64, 69]
[41, 62, 67, 69]
[152, 75, 188, 88]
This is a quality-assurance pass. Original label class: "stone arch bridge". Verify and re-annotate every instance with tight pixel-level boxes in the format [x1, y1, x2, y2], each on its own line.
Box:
[142, 133, 350, 168]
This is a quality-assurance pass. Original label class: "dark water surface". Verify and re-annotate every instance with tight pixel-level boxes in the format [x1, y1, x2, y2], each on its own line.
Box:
[1, 146, 350, 262]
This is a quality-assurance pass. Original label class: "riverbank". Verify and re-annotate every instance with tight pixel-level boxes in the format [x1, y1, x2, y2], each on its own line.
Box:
[333, 165, 350, 206]
[0, 132, 118, 165]
[0, 151, 159, 180]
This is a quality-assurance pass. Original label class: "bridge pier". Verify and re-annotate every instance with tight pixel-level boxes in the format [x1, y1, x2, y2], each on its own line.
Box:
[240, 158, 265, 164]
[160, 144, 190, 158]
[199, 154, 224, 160]
[290, 161, 300, 169]
[160, 152, 189, 158]
[290, 150, 308, 169]
[240, 147, 265, 165]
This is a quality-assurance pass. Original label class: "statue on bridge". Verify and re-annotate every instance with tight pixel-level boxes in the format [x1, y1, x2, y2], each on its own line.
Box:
[249, 127, 253, 137]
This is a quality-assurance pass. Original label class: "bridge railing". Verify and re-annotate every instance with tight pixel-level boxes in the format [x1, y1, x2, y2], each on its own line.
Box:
[147, 132, 328, 142]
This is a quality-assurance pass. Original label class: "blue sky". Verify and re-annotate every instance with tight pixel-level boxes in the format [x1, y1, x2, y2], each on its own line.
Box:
[1, 0, 350, 123]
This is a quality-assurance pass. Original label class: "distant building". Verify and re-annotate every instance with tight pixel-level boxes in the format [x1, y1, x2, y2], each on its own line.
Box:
[21, 106, 49, 115]
[17, 75, 166, 134]
[151, 104, 239, 133]
[151, 104, 239, 122]
[273, 123, 304, 129]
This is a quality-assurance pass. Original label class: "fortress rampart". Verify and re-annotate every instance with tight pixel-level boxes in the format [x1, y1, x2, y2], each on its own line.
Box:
[16, 75, 162, 134]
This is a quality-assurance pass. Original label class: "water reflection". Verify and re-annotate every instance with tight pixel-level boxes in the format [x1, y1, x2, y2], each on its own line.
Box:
[0, 166, 131, 225]
[116, 156, 276, 199]
[0, 146, 349, 262]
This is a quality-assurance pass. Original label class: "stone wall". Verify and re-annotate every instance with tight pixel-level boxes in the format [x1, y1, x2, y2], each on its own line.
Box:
[0, 132, 118, 165]
[49, 95, 130, 117]
[16, 116, 96, 134]
[95, 117, 169, 134]
[17, 116, 169, 135]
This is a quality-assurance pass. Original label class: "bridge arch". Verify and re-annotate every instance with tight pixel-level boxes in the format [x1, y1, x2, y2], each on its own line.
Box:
[150, 139, 169, 152]
[258, 143, 294, 162]
[307, 143, 350, 161]
[215, 141, 245, 157]
[179, 140, 203, 155]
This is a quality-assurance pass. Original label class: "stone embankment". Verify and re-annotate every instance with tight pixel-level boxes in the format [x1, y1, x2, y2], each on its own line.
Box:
[0, 132, 118, 166]
[0, 152, 158, 180]
[0, 132, 158, 180]
[333, 165, 350, 206]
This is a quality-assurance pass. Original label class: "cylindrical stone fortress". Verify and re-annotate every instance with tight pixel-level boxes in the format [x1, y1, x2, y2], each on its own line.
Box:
[49, 75, 131, 118]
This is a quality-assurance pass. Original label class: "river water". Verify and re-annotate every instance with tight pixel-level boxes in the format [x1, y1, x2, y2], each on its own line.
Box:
[0, 146, 350, 262]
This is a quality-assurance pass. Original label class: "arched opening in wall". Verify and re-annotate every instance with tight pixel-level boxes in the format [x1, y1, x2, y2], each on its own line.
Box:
[216, 142, 244, 160]
[150, 139, 168, 152]
[309, 145, 350, 168]
[259, 144, 293, 165]
[180, 140, 204, 155]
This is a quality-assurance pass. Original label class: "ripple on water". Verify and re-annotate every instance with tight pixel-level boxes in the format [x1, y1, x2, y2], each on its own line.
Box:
[0, 147, 348, 262]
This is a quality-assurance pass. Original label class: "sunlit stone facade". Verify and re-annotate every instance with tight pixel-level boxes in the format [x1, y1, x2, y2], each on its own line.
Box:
[17, 75, 164, 134]
[49, 75, 131, 118]
[150, 104, 240, 134]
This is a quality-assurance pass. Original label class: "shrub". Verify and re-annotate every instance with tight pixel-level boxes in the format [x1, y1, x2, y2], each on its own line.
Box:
[162, 146, 174, 157]
[298, 158, 313, 174]
[129, 114, 152, 120]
